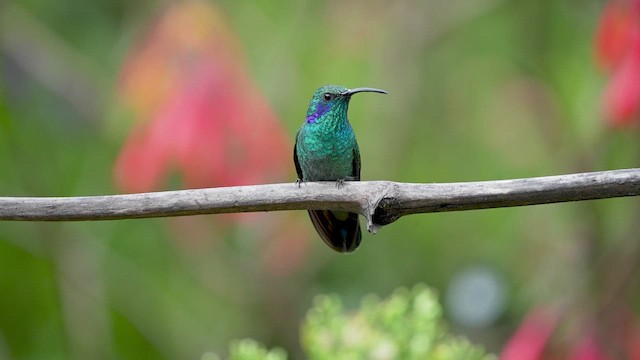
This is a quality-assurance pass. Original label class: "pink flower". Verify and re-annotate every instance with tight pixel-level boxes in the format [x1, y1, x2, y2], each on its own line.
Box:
[114, 0, 290, 193]
[501, 306, 560, 360]
[595, 0, 640, 126]
[569, 330, 607, 360]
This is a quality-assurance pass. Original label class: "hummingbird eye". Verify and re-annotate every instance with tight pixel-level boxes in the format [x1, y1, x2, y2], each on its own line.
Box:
[323, 93, 333, 101]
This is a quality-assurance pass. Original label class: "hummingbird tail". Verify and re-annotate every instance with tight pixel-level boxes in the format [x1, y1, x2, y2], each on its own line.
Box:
[308, 210, 362, 253]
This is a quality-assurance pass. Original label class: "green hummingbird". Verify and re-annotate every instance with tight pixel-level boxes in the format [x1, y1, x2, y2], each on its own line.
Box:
[294, 85, 387, 253]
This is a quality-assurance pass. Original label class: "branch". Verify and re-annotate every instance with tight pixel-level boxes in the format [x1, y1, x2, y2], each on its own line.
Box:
[1, 168, 639, 233]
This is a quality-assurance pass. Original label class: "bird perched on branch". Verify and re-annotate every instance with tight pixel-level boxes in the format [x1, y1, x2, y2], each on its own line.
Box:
[294, 85, 387, 252]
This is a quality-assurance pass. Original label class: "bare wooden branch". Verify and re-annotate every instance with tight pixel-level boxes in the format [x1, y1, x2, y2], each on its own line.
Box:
[1, 168, 639, 233]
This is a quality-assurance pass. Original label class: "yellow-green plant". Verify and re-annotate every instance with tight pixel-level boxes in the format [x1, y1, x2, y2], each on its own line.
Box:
[211, 284, 495, 360]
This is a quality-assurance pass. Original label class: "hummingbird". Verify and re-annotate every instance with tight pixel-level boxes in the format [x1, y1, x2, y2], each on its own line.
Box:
[294, 85, 387, 253]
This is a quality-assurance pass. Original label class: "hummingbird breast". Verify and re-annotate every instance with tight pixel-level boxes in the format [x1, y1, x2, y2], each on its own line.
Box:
[297, 126, 358, 181]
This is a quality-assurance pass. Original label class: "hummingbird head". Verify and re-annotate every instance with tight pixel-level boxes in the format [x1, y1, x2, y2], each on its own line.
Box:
[305, 85, 387, 125]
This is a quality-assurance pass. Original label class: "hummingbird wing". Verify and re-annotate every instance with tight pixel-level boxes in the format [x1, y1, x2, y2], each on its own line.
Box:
[293, 132, 303, 180]
[351, 146, 361, 180]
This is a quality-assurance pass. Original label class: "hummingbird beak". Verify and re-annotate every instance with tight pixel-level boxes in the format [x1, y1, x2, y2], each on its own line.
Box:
[341, 87, 388, 97]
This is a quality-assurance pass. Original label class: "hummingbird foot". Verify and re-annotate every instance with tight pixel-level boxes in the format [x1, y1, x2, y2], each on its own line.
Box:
[335, 176, 358, 188]
[295, 178, 304, 188]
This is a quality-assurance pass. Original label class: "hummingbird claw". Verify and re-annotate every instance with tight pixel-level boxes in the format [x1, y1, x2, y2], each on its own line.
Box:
[335, 178, 345, 188]
[295, 179, 304, 188]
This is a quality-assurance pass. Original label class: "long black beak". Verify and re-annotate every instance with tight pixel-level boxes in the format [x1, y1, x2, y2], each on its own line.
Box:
[341, 87, 388, 96]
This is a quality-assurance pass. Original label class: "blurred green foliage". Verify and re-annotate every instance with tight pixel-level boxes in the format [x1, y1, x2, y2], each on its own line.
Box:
[1, 0, 639, 359]
[205, 339, 287, 360]
[207, 285, 493, 360]
[301, 285, 493, 360]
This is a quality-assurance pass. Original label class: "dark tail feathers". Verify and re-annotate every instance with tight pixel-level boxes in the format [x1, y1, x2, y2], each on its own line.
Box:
[308, 210, 361, 253]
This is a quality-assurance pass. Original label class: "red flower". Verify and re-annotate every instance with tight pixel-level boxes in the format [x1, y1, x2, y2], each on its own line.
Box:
[595, 0, 640, 127]
[114, 0, 290, 193]
[501, 306, 560, 360]
[569, 330, 607, 360]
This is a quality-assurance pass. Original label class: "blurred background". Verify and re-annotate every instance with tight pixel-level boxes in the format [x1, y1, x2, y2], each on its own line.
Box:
[1, 0, 640, 358]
